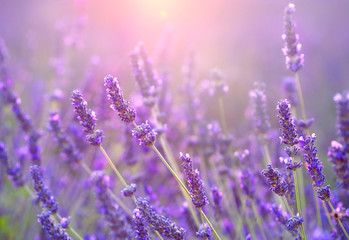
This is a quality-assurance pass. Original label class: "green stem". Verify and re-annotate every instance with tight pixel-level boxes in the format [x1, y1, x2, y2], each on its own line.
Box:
[293, 169, 306, 239]
[251, 201, 268, 240]
[322, 201, 335, 230]
[218, 97, 228, 135]
[263, 142, 271, 166]
[328, 202, 349, 240]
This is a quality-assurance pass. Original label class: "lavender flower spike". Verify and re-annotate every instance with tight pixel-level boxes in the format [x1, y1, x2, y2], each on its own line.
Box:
[71, 90, 104, 146]
[333, 92, 349, 150]
[37, 211, 72, 240]
[261, 164, 288, 196]
[92, 171, 133, 239]
[299, 134, 326, 188]
[180, 152, 209, 208]
[249, 82, 270, 138]
[282, 3, 304, 72]
[328, 140, 349, 190]
[277, 99, 298, 147]
[136, 197, 185, 240]
[30, 165, 59, 214]
[133, 208, 151, 240]
[132, 121, 157, 147]
[104, 74, 136, 123]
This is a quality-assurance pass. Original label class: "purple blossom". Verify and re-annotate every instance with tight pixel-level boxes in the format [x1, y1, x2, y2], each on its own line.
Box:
[249, 82, 270, 137]
[132, 121, 157, 147]
[277, 99, 299, 147]
[30, 165, 59, 214]
[211, 186, 223, 220]
[133, 208, 151, 240]
[92, 171, 133, 239]
[282, 3, 304, 72]
[286, 215, 304, 234]
[71, 90, 104, 146]
[299, 134, 326, 188]
[239, 170, 256, 199]
[328, 140, 349, 190]
[261, 164, 288, 196]
[135, 197, 185, 240]
[180, 152, 209, 208]
[269, 204, 298, 237]
[316, 185, 331, 202]
[48, 112, 81, 167]
[196, 223, 212, 240]
[104, 74, 136, 123]
[37, 211, 72, 240]
[209, 69, 228, 97]
[121, 183, 137, 197]
[334, 92, 349, 151]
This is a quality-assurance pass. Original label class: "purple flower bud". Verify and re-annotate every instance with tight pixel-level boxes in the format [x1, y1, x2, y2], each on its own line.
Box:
[121, 183, 137, 197]
[132, 121, 157, 147]
[262, 164, 288, 196]
[328, 140, 349, 190]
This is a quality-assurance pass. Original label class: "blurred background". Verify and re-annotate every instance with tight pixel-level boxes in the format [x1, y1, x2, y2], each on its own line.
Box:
[1, 0, 349, 186]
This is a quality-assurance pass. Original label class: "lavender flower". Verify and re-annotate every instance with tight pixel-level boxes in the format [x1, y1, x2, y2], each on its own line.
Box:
[328, 140, 349, 190]
[239, 170, 256, 199]
[277, 99, 298, 147]
[211, 186, 223, 220]
[316, 185, 331, 202]
[282, 76, 298, 106]
[136, 197, 185, 240]
[196, 223, 212, 240]
[48, 112, 81, 167]
[121, 183, 137, 197]
[334, 92, 349, 151]
[249, 82, 270, 137]
[0, 82, 42, 164]
[37, 211, 72, 240]
[286, 215, 304, 234]
[261, 164, 288, 196]
[298, 134, 326, 188]
[132, 121, 157, 147]
[104, 74, 136, 123]
[282, 3, 304, 72]
[269, 204, 298, 237]
[92, 171, 133, 240]
[180, 152, 208, 208]
[209, 69, 228, 97]
[133, 208, 151, 240]
[30, 165, 59, 213]
[71, 90, 104, 146]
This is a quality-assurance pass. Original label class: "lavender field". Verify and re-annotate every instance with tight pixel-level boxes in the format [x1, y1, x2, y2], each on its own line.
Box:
[1, 0, 349, 239]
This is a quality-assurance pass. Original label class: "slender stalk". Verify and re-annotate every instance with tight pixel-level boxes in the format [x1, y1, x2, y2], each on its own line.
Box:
[99, 145, 128, 188]
[328, 202, 349, 240]
[263, 142, 272, 166]
[293, 169, 306, 239]
[251, 201, 268, 240]
[218, 97, 228, 135]
[282, 196, 304, 239]
[322, 201, 335, 230]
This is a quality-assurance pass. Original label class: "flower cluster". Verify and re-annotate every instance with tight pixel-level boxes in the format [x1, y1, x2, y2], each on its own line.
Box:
[133, 208, 151, 240]
[299, 134, 331, 201]
[71, 90, 104, 146]
[328, 141, 349, 190]
[249, 82, 271, 139]
[104, 74, 136, 123]
[37, 211, 72, 240]
[136, 197, 186, 240]
[180, 152, 209, 208]
[261, 164, 288, 196]
[132, 121, 157, 147]
[282, 3, 304, 72]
